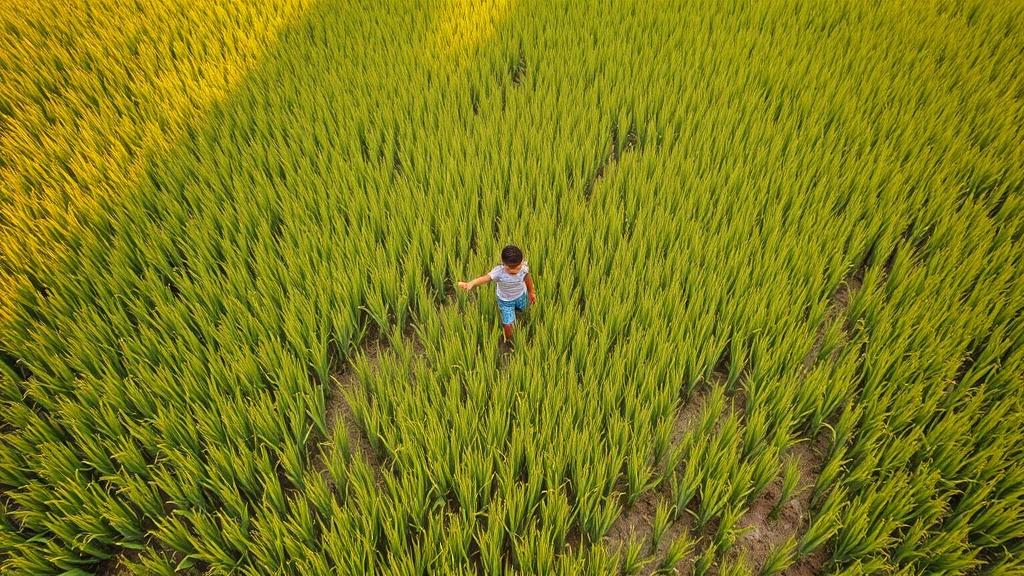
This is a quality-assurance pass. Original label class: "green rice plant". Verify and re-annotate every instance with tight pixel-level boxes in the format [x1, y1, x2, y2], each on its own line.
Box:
[741, 403, 770, 458]
[659, 531, 696, 574]
[714, 503, 748, 552]
[650, 404, 676, 468]
[698, 383, 728, 438]
[539, 485, 575, 550]
[747, 445, 781, 504]
[727, 334, 746, 390]
[303, 469, 335, 519]
[620, 532, 650, 575]
[717, 554, 753, 576]
[807, 353, 862, 436]
[694, 475, 732, 532]
[831, 474, 914, 563]
[896, 517, 981, 574]
[662, 439, 689, 480]
[278, 437, 309, 491]
[975, 547, 1024, 576]
[829, 402, 862, 461]
[181, 510, 243, 571]
[827, 557, 892, 576]
[512, 520, 556, 575]
[452, 450, 492, 522]
[770, 456, 802, 521]
[476, 501, 506, 576]
[577, 489, 621, 544]
[726, 459, 756, 511]
[811, 443, 847, 507]
[502, 483, 540, 538]
[758, 536, 797, 576]
[669, 451, 702, 520]
[440, 513, 474, 568]
[583, 543, 620, 576]
[112, 470, 165, 523]
[650, 500, 673, 552]
[799, 486, 845, 558]
[123, 547, 178, 576]
[692, 543, 717, 576]
[624, 446, 660, 506]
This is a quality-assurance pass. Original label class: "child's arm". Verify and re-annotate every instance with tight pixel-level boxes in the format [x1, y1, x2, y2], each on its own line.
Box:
[525, 273, 536, 303]
[457, 274, 492, 291]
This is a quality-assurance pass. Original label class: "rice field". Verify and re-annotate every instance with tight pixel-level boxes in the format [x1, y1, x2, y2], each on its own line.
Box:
[1, 0, 1022, 574]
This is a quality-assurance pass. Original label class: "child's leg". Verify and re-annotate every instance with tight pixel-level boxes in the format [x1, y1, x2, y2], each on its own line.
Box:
[512, 292, 529, 324]
[498, 299, 516, 343]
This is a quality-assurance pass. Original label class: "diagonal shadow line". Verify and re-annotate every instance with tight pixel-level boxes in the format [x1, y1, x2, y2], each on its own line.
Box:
[83, 5, 354, 573]
[0, 1, 470, 573]
[87, 1, 537, 573]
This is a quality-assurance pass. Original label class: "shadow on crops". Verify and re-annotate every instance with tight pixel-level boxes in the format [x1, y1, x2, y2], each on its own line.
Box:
[3, 0, 619, 571]
[1, 0, 465, 573]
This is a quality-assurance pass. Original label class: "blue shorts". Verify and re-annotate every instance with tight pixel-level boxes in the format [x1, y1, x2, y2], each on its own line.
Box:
[497, 292, 529, 325]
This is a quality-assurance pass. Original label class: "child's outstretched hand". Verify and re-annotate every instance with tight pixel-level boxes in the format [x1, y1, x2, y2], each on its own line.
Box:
[458, 274, 491, 292]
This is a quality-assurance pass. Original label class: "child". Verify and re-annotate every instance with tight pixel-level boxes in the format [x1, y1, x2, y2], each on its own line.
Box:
[457, 244, 536, 345]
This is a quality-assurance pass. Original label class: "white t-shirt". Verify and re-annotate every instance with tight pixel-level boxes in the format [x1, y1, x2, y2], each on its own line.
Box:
[489, 261, 529, 301]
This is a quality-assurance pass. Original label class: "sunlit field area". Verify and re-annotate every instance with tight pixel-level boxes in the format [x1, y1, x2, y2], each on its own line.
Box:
[1, 0, 1022, 574]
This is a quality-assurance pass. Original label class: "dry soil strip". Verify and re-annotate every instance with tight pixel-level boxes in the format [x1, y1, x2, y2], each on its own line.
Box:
[726, 263, 868, 575]
[601, 367, 726, 576]
[602, 262, 869, 575]
[725, 434, 829, 576]
[311, 299, 457, 487]
[318, 339, 391, 486]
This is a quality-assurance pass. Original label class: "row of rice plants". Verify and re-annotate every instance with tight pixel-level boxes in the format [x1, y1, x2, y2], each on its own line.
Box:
[2, 0, 1021, 573]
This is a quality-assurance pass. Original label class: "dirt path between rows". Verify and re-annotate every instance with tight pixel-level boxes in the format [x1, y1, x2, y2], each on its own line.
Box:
[601, 262, 867, 575]
[317, 338, 391, 486]
[725, 263, 867, 575]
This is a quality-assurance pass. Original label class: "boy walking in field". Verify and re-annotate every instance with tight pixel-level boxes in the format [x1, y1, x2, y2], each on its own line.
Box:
[457, 245, 536, 346]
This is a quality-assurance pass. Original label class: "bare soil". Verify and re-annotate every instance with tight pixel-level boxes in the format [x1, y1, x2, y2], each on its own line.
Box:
[602, 368, 727, 574]
[723, 262, 867, 574]
[604, 487, 664, 546]
[313, 308, 444, 485]
[726, 433, 829, 575]
[316, 340, 390, 485]
[602, 263, 868, 574]
[604, 481, 697, 576]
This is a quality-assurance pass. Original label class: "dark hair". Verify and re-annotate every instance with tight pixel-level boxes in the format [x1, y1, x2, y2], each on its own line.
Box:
[501, 244, 524, 266]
